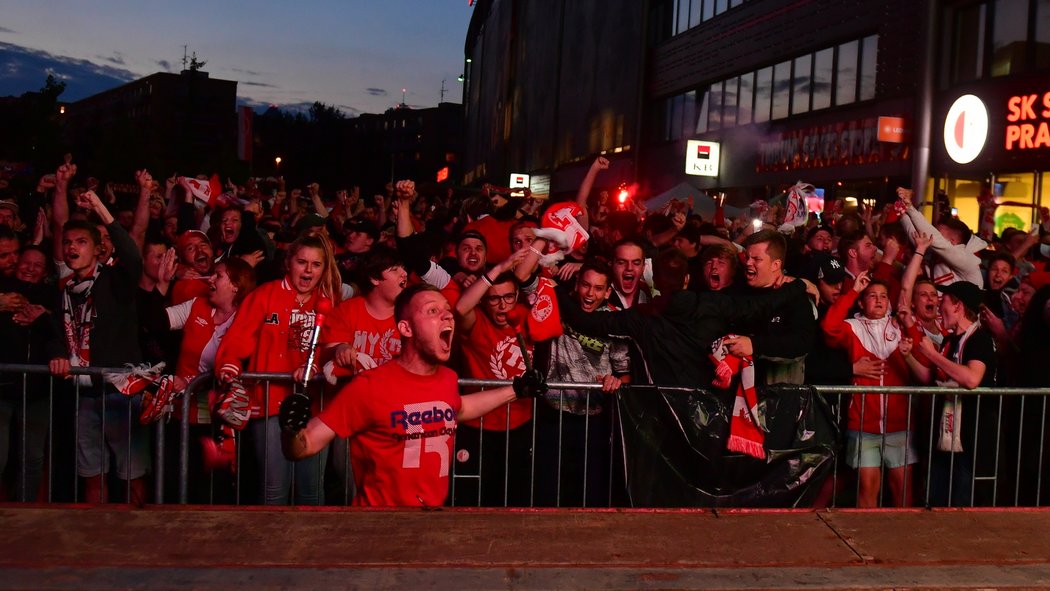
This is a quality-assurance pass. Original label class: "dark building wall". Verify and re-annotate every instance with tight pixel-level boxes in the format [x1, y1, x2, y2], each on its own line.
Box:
[463, 0, 646, 195]
[64, 71, 238, 179]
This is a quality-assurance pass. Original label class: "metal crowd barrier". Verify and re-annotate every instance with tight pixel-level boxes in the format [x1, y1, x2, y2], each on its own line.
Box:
[2, 362, 1049, 509]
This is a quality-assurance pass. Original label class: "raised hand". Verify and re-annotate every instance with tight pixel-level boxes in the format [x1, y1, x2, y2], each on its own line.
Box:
[853, 270, 871, 293]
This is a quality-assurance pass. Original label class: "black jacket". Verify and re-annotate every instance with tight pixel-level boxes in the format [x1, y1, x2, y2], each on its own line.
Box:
[559, 281, 808, 388]
[61, 222, 143, 378]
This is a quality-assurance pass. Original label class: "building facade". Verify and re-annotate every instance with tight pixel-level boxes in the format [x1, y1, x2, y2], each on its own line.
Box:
[463, 0, 1050, 232]
[63, 70, 239, 180]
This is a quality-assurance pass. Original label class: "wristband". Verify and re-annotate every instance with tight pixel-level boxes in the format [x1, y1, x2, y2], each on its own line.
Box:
[481, 274, 494, 286]
[528, 245, 544, 257]
[914, 251, 926, 257]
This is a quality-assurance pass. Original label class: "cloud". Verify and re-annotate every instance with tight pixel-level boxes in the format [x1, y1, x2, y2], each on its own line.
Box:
[231, 67, 262, 76]
[241, 81, 278, 88]
[0, 42, 137, 100]
[100, 55, 125, 66]
[156, 59, 173, 72]
[0, 27, 15, 34]
[365, 88, 387, 97]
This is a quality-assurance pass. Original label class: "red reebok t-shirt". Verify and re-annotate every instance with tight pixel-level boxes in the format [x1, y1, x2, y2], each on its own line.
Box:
[318, 361, 462, 507]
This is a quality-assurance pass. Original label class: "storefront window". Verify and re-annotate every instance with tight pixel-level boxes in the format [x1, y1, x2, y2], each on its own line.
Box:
[682, 91, 697, 140]
[835, 40, 858, 106]
[772, 60, 792, 119]
[723, 77, 739, 127]
[695, 88, 710, 135]
[754, 66, 772, 123]
[952, 3, 987, 83]
[715, 0, 728, 16]
[737, 72, 753, 125]
[859, 35, 878, 101]
[1041, 171, 1050, 216]
[792, 55, 811, 115]
[994, 173, 1037, 232]
[992, 0, 1029, 76]
[812, 48, 834, 110]
[708, 82, 724, 130]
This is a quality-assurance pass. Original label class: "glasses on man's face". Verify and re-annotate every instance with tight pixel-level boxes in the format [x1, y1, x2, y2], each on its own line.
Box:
[485, 292, 517, 306]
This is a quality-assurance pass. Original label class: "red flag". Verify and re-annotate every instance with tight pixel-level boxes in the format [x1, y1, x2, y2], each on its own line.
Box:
[179, 174, 224, 207]
[526, 277, 563, 341]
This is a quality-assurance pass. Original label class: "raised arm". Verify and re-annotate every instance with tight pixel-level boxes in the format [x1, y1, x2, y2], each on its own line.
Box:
[130, 170, 153, 250]
[454, 250, 524, 332]
[51, 162, 76, 262]
[899, 231, 933, 313]
[575, 156, 609, 230]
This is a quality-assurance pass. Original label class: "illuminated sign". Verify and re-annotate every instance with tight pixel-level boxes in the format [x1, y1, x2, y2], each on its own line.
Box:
[685, 140, 720, 177]
[509, 173, 530, 188]
[528, 174, 550, 199]
[943, 94, 988, 164]
[756, 117, 909, 172]
[877, 116, 906, 143]
[1005, 91, 1050, 150]
[436, 167, 449, 182]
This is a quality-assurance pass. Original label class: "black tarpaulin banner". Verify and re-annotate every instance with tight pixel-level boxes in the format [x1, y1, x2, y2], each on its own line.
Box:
[615, 385, 838, 508]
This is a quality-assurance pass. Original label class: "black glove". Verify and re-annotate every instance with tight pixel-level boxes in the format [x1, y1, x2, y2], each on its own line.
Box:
[279, 392, 312, 433]
[512, 369, 548, 398]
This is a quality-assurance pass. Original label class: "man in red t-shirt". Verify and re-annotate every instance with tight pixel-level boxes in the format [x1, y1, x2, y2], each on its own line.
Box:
[452, 250, 537, 506]
[280, 284, 545, 507]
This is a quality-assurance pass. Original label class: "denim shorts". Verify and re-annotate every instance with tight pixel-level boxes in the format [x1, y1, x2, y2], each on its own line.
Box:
[846, 430, 918, 469]
[76, 391, 151, 480]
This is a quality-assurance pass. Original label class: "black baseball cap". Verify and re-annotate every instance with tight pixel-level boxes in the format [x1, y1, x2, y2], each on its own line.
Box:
[936, 281, 983, 313]
[811, 253, 846, 285]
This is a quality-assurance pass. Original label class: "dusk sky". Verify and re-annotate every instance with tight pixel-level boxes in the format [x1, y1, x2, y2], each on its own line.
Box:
[0, 1, 471, 115]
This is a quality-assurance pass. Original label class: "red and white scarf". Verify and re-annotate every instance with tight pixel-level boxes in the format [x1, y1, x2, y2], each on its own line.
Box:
[711, 335, 765, 460]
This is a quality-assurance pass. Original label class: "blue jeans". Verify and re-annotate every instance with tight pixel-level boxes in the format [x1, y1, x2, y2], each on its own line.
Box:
[249, 416, 326, 505]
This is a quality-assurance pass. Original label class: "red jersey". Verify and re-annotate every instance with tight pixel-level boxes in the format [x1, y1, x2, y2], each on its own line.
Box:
[172, 278, 210, 306]
[167, 297, 237, 423]
[458, 306, 533, 430]
[321, 297, 401, 366]
[215, 278, 326, 417]
[318, 361, 461, 507]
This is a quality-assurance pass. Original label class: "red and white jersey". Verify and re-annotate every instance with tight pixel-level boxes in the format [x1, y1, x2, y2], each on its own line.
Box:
[321, 296, 401, 367]
[166, 297, 236, 424]
[318, 361, 461, 507]
[215, 278, 325, 417]
[458, 306, 533, 430]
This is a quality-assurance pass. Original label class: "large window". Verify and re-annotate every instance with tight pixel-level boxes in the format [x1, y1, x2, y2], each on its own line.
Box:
[664, 0, 752, 38]
[792, 55, 812, 115]
[754, 66, 772, 124]
[835, 40, 858, 106]
[812, 48, 834, 110]
[658, 35, 880, 140]
[772, 60, 792, 120]
[737, 72, 754, 125]
[946, 0, 1050, 84]
[992, 0, 1029, 76]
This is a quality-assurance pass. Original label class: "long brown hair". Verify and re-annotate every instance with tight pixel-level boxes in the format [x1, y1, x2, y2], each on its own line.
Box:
[286, 229, 342, 305]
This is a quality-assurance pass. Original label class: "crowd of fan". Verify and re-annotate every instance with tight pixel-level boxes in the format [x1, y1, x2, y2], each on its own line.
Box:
[0, 154, 1049, 508]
